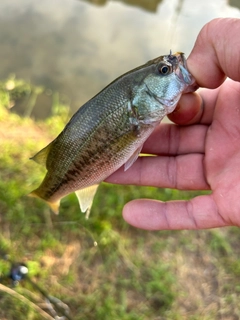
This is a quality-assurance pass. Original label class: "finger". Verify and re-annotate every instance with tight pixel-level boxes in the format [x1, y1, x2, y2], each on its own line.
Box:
[106, 153, 209, 190]
[187, 18, 240, 88]
[122, 195, 227, 230]
[195, 87, 220, 124]
[168, 87, 220, 126]
[168, 92, 203, 125]
[141, 123, 207, 156]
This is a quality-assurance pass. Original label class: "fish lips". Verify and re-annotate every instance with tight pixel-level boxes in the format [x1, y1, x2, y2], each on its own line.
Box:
[166, 52, 198, 93]
[177, 56, 198, 92]
[178, 64, 199, 93]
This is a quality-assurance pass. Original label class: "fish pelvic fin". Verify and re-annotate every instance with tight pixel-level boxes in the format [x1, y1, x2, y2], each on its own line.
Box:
[30, 141, 53, 166]
[75, 184, 99, 219]
[28, 190, 60, 215]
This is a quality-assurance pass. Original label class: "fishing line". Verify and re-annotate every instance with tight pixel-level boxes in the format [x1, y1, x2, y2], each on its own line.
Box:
[167, 0, 184, 51]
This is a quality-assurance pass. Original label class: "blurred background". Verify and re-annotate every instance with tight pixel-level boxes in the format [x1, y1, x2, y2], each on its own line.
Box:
[1, 1, 240, 319]
[0, 0, 240, 118]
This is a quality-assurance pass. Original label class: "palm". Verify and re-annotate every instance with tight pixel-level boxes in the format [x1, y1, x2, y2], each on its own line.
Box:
[203, 80, 240, 226]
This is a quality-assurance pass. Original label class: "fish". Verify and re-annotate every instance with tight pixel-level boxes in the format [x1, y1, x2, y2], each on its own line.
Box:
[29, 52, 197, 217]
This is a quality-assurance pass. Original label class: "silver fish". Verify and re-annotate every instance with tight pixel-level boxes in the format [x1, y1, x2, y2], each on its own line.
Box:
[30, 52, 197, 216]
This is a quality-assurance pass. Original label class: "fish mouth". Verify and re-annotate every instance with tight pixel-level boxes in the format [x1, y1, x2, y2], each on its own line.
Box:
[166, 52, 198, 92]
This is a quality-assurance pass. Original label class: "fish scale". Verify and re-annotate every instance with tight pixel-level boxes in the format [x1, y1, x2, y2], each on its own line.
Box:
[29, 52, 197, 216]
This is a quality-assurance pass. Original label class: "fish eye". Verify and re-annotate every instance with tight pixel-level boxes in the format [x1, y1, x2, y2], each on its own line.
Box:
[158, 63, 171, 75]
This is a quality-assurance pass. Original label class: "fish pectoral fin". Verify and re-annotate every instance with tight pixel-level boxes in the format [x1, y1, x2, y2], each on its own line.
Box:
[75, 185, 99, 217]
[124, 146, 142, 171]
[30, 141, 53, 166]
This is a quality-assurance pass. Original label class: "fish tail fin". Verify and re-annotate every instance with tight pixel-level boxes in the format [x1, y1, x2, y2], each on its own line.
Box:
[28, 190, 60, 215]
[47, 200, 60, 215]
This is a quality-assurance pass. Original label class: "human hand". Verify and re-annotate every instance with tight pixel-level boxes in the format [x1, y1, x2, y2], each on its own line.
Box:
[106, 18, 240, 230]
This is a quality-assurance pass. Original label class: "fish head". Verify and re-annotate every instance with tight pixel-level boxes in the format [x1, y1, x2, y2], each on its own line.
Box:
[142, 52, 198, 114]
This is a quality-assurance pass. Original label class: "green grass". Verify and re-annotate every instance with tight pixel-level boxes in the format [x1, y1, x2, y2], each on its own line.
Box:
[1, 78, 240, 319]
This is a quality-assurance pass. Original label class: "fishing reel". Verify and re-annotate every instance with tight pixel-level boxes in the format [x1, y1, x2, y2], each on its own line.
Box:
[9, 262, 28, 285]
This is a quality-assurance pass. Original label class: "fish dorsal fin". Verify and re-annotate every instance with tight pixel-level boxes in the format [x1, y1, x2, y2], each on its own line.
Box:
[30, 142, 53, 166]
[75, 184, 99, 218]
[124, 146, 142, 171]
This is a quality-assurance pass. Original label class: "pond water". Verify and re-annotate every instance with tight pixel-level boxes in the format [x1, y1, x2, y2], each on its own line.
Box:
[1, 0, 240, 117]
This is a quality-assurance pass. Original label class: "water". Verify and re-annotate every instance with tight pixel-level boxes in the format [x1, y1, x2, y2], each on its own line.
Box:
[1, 0, 240, 117]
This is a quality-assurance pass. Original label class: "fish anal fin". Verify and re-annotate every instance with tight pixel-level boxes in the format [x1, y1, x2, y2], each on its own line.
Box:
[30, 142, 53, 166]
[28, 190, 60, 215]
[124, 146, 142, 171]
[75, 184, 99, 218]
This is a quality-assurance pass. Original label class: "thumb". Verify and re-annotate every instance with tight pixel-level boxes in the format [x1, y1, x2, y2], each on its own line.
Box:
[187, 18, 240, 88]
